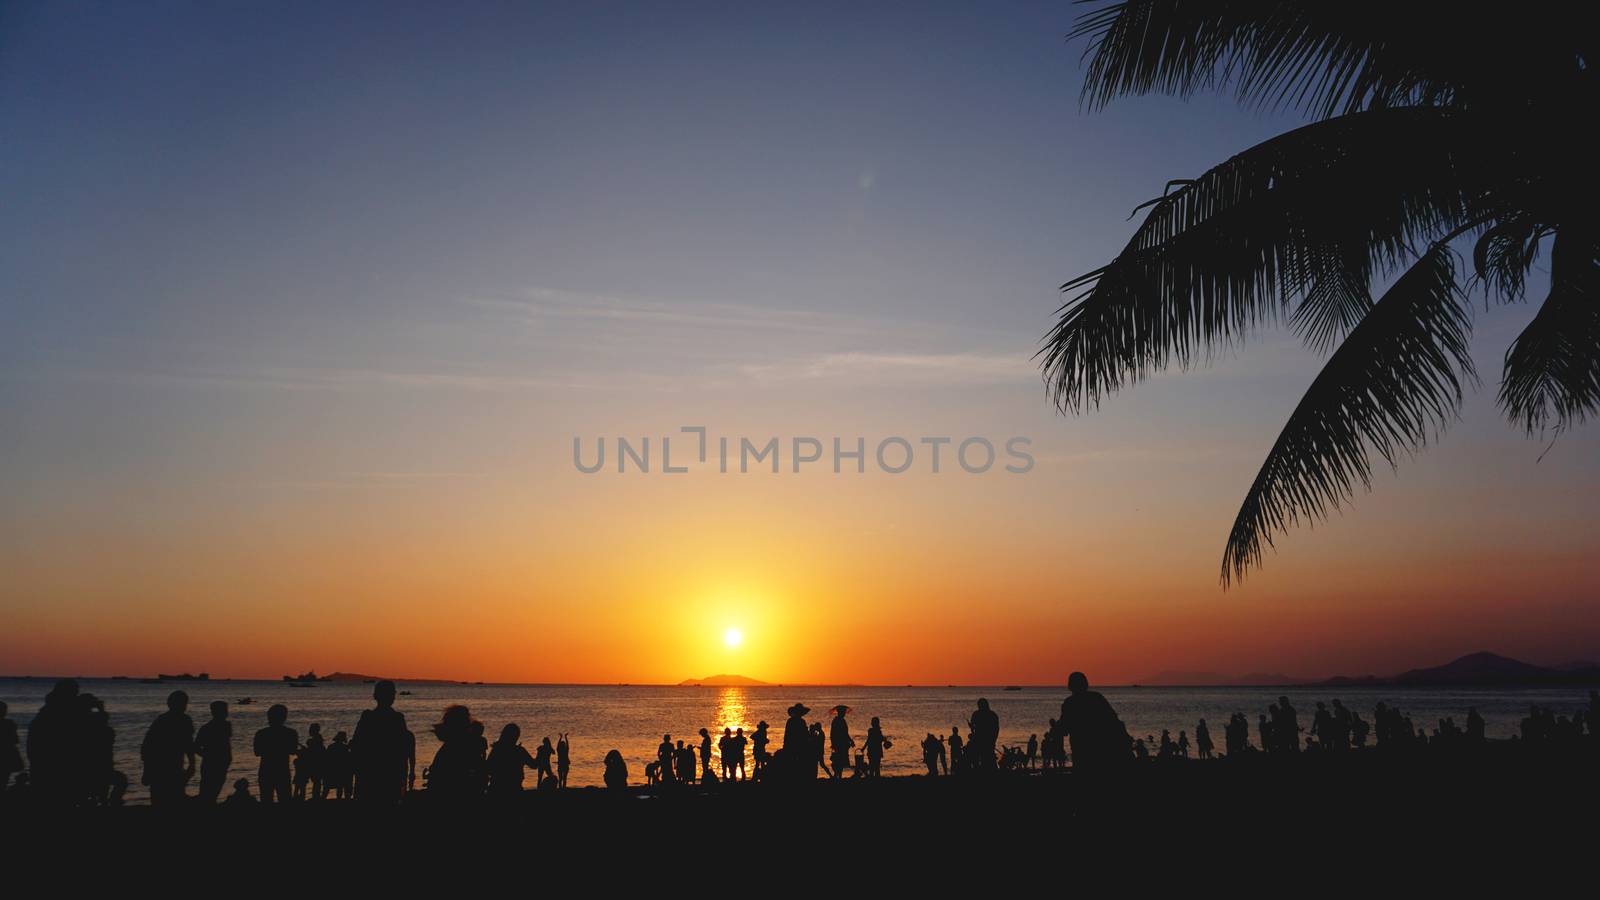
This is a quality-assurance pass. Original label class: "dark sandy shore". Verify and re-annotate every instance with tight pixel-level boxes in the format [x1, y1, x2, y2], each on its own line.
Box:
[6, 741, 1594, 851]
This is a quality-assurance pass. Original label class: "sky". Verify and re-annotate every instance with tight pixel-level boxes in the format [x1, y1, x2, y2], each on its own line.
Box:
[2, 1, 1596, 685]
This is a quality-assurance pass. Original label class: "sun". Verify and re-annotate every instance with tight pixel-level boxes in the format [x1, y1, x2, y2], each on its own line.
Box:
[723, 627, 744, 649]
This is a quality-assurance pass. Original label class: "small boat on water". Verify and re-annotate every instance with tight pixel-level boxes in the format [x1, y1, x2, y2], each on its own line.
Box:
[235, 697, 254, 705]
[1004, 686, 1023, 691]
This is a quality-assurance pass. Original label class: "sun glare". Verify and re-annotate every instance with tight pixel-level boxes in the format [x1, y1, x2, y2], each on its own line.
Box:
[723, 627, 744, 648]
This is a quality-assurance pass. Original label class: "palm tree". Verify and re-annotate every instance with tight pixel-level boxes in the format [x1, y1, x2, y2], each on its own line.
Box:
[1040, 1, 1599, 585]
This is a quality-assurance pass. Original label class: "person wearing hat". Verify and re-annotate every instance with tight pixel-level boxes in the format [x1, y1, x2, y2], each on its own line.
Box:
[828, 705, 853, 780]
[782, 703, 812, 782]
[750, 721, 771, 781]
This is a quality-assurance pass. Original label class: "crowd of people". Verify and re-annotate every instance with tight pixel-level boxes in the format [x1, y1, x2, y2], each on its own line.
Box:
[2, 677, 1596, 808]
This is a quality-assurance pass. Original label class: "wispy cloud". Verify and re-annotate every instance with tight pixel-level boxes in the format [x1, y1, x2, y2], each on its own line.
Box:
[729, 350, 1038, 386]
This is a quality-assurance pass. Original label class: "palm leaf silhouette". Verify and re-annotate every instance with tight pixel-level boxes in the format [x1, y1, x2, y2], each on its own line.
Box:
[1044, 1, 1599, 584]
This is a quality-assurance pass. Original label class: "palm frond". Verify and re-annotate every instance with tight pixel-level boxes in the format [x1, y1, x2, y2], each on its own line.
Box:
[1472, 216, 1550, 303]
[1221, 246, 1474, 585]
[1070, 1, 1593, 120]
[1041, 107, 1483, 413]
[1289, 252, 1373, 354]
[1498, 230, 1600, 433]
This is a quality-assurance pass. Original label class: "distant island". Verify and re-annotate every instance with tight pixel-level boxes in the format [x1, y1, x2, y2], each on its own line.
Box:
[1136, 652, 1600, 688]
[1323, 651, 1600, 687]
[282, 671, 471, 685]
[678, 674, 769, 687]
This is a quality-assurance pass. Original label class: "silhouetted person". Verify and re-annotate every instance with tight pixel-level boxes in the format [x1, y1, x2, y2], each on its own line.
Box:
[603, 749, 628, 789]
[353, 680, 409, 805]
[730, 727, 747, 781]
[751, 721, 770, 781]
[921, 733, 943, 776]
[82, 693, 126, 805]
[535, 736, 558, 787]
[1195, 719, 1213, 759]
[223, 778, 256, 806]
[294, 722, 325, 800]
[427, 705, 485, 798]
[194, 700, 233, 804]
[1057, 672, 1131, 775]
[557, 733, 571, 788]
[0, 701, 19, 799]
[140, 690, 195, 807]
[657, 734, 675, 785]
[253, 704, 297, 803]
[699, 728, 714, 781]
[968, 699, 999, 772]
[1258, 713, 1274, 754]
[782, 703, 813, 782]
[865, 716, 888, 777]
[718, 728, 733, 780]
[1026, 733, 1038, 769]
[1177, 730, 1189, 758]
[324, 731, 353, 799]
[1274, 697, 1300, 753]
[674, 739, 695, 785]
[948, 726, 964, 771]
[487, 723, 537, 795]
[28, 678, 84, 804]
[1466, 707, 1486, 743]
[809, 721, 829, 777]
[829, 705, 853, 780]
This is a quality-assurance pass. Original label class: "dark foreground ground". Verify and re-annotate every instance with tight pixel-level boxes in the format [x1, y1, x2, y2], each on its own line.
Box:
[4, 742, 1594, 876]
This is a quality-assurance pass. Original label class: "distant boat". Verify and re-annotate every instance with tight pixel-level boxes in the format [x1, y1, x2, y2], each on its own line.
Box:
[398, 690, 413, 696]
[1004, 686, 1022, 691]
[158, 672, 210, 681]
[235, 697, 254, 705]
[282, 670, 326, 683]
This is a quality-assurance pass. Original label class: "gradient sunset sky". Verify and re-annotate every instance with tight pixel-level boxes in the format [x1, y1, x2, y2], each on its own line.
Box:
[3, 1, 1597, 684]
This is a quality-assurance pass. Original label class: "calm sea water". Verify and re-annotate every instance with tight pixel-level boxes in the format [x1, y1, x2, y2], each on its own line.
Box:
[2, 679, 1589, 805]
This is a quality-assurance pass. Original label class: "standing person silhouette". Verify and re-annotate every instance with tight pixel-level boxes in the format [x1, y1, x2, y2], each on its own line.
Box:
[140, 690, 195, 807]
[750, 721, 770, 781]
[194, 700, 233, 804]
[921, 733, 944, 776]
[809, 722, 829, 777]
[865, 716, 888, 777]
[782, 703, 812, 783]
[828, 706, 853, 780]
[948, 726, 964, 772]
[718, 728, 733, 780]
[969, 699, 1000, 773]
[699, 728, 714, 781]
[535, 736, 558, 788]
[1056, 672, 1131, 776]
[253, 703, 297, 804]
[656, 734, 675, 785]
[730, 727, 747, 781]
[26, 678, 84, 804]
[1, 701, 23, 798]
[557, 733, 571, 788]
[353, 681, 409, 804]
[1195, 719, 1213, 760]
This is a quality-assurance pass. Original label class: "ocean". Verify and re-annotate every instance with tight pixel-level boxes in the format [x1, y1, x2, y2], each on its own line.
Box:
[2, 678, 1589, 805]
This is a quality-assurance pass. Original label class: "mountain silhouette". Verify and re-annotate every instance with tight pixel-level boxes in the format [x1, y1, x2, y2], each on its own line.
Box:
[678, 674, 768, 686]
[1326, 652, 1600, 686]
